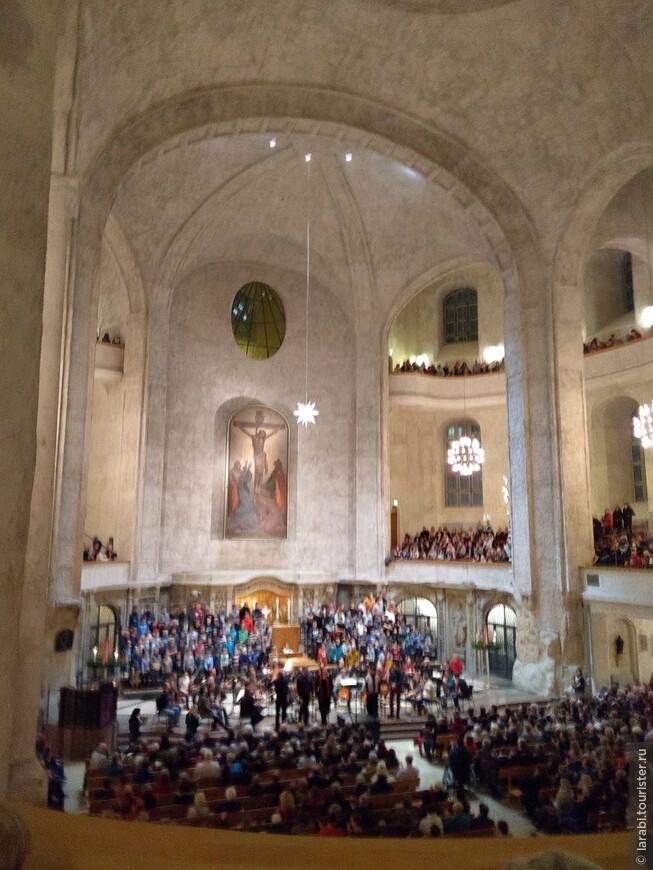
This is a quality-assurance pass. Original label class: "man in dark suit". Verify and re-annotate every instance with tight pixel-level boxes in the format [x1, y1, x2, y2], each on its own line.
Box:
[273, 665, 290, 730]
[295, 667, 313, 725]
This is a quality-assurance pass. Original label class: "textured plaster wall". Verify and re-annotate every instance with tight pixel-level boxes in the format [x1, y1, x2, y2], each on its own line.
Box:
[0, 0, 58, 798]
[96, 236, 130, 339]
[86, 375, 124, 546]
[584, 249, 629, 336]
[589, 396, 639, 516]
[160, 261, 355, 574]
[589, 606, 653, 688]
[585, 340, 653, 520]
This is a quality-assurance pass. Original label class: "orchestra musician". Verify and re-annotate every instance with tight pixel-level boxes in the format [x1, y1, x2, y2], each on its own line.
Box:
[315, 664, 333, 726]
[272, 663, 290, 730]
[333, 666, 352, 715]
[388, 659, 403, 719]
[363, 664, 379, 719]
[405, 670, 426, 715]
[345, 639, 359, 672]
[447, 673, 470, 712]
[196, 684, 230, 732]
[295, 666, 313, 726]
[239, 679, 264, 729]
[376, 649, 391, 680]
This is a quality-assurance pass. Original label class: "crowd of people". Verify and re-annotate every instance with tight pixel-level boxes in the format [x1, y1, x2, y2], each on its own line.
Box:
[593, 503, 653, 568]
[81, 676, 652, 837]
[393, 358, 505, 377]
[86, 715, 514, 837]
[71, 590, 649, 839]
[583, 327, 644, 354]
[391, 327, 648, 374]
[301, 595, 478, 727]
[115, 601, 276, 714]
[414, 685, 640, 836]
[392, 523, 510, 563]
[83, 535, 118, 561]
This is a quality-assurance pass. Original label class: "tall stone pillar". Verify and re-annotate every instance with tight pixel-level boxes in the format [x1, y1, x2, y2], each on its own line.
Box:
[116, 311, 147, 568]
[134, 304, 170, 583]
[353, 318, 385, 581]
[506, 258, 594, 695]
[0, 0, 59, 799]
[465, 592, 475, 674]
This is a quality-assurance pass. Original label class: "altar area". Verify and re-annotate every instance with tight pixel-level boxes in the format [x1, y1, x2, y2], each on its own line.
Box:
[271, 624, 300, 656]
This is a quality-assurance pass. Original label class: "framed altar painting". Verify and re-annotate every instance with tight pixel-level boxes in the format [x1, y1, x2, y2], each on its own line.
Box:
[225, 405, 288, 540]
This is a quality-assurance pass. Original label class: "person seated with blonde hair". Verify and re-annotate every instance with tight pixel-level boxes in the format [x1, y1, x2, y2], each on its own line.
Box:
[222, 785, 241, 813]
[370, 759, 394, 793]
[277, 788, 297, 827]
[193, 746, 220, 781]
[443, 799, 471, 833]
[187, 790, 212, 819]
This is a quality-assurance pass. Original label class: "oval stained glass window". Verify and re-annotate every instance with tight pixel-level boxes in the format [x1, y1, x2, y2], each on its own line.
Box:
[231, 282, 286, 360]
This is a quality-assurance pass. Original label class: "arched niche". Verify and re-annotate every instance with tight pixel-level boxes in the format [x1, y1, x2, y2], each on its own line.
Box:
[387, 259, 505, 370]
[211, 399, 296, 539]
[588, 394, 644, 516]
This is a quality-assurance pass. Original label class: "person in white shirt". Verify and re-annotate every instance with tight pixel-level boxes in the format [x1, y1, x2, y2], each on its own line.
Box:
[395, 754, 420, 785]
[418, 806, 443, 836]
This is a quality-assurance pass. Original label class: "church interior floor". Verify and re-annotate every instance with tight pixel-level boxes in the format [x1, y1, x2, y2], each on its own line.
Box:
[61, 678, 546, 835]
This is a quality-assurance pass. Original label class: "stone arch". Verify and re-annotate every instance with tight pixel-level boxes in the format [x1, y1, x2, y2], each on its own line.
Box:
[588, 393, 642, 514]
[60, 83, 545, 590]
[80, 85, 539, 286]
[385, 256, 505, 366]
[554, 143, 653, 291]
[103, 213, 145, 317]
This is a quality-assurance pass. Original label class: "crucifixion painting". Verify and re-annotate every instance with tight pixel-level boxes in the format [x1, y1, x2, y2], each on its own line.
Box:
[226, 406, 288, 540]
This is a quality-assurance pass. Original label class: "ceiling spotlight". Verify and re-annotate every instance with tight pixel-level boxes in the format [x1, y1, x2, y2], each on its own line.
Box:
[269, 138, 277, 148]
[305, 153, 312, 162]
[345, 152, 352, 162]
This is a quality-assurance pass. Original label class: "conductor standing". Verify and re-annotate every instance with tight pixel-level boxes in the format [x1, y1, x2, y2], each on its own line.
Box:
[273, 664, 290, 730]
[296, 667, 313, 726]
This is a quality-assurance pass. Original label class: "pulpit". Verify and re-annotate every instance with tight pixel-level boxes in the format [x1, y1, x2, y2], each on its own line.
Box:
[51, 683, 118, 760]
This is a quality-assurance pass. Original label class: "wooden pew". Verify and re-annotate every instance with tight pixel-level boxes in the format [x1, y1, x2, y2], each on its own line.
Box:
[496, 763, 538, 801]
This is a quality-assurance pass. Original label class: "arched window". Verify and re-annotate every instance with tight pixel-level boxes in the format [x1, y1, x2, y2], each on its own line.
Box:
[632, 433, 648, 503]
[445, 421, 483, 506]
[231, 282, 286, 359]
[443, 287, 478, 344]
[622, 251, 634, 313]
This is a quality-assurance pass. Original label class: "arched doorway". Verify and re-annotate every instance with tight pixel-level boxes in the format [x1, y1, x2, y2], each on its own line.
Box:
[486, 603, 516, 679]
[397, 597, 438, 650]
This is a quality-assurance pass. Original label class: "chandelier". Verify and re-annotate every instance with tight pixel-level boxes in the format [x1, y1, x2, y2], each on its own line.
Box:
[633, 403, 653, 448]
[447, 373, 485, 475]
[447, 433, 485, 475]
